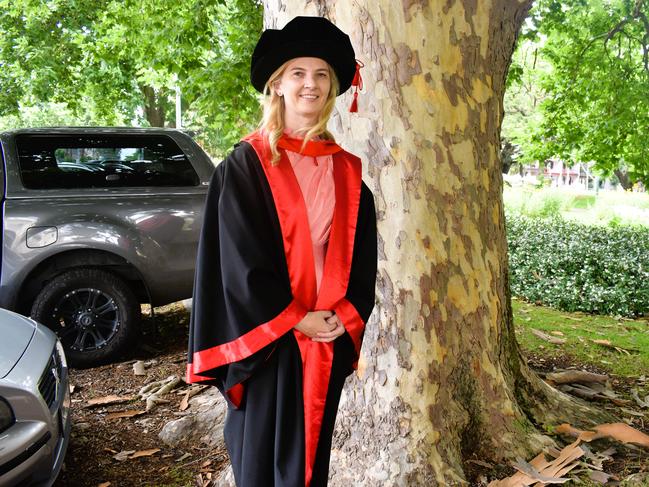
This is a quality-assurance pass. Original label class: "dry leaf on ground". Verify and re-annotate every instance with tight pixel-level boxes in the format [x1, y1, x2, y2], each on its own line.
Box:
[179, 384, 209, 411]
[590, 339, 636, 354]
[531, 329, 567, 345]
[85, 395, 135, 407]
[130, 448, 160, 459]
[97, 483, 111, 487]
[113, 448, 160, 461]
[113, 450, 136, 462]
[589, 470, 615, 484]
[556, 422, 649, 447]
[487, 440, 584, 486]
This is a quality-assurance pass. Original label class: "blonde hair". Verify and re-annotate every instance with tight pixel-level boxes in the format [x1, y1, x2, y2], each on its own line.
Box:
[259, 60, 340, 165]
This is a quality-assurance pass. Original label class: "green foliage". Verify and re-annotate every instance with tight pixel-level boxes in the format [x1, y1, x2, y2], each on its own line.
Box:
[507, 214, 649, 317]
[0, 0, 262, 157]
[504, 0, 649, 184]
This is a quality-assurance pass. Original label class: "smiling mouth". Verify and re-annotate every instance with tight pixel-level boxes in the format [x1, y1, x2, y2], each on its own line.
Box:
[300, 94, 319, 100]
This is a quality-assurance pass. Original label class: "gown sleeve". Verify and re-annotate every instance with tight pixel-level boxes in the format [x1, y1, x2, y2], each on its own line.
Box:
[186, 143, 308, 407]
[333, 182, 377, 365]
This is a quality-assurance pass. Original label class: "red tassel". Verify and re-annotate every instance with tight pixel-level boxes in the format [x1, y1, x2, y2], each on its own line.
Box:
[349, 60, 364, 113]
[349, 92, 358, 112]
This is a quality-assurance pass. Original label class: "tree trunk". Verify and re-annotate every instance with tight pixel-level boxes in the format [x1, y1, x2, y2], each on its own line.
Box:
[614, 168, 633, 190]
[141, 85, 166, 127]
[263, 1, 610, 485]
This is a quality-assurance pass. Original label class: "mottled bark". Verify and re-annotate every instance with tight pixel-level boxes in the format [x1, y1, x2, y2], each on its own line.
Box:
[263, 1, 610, 485]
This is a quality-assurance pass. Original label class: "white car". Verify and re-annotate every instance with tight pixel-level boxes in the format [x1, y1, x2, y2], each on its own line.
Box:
[0, 308, 71, 486]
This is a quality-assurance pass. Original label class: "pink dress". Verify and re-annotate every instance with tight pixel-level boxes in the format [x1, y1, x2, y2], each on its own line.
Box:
[285, 150, 335, 294]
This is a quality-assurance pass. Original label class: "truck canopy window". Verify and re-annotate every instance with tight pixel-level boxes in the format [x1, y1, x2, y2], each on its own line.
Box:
[15, 134, 200, 189]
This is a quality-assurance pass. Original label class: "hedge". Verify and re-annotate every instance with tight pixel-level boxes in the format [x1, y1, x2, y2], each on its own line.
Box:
[506, 215, 649, 317]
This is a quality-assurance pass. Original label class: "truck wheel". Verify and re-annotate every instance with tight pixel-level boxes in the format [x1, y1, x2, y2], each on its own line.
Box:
[31, 268, 140, 368]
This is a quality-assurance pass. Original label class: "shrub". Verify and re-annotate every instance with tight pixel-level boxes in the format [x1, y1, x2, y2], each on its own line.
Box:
[506, 215, 649, 317]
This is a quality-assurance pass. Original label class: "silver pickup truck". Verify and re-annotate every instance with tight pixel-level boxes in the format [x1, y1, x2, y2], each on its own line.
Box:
[0, 127, 215, 367]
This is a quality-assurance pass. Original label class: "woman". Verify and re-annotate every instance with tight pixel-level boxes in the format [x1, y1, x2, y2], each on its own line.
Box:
[187, 16, 377, 487]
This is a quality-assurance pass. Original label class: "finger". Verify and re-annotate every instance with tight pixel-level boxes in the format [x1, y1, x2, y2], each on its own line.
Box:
[317, 324, 345, 339]
[316, 329, 340, 339]
[327, 313, 342, 322]
[319, 310, 334, 318]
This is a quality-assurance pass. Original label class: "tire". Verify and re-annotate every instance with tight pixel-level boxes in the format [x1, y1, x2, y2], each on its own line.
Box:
[31, 268, 140, 368]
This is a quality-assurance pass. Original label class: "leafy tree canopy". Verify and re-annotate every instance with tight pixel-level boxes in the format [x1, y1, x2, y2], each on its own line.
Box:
[0, 0, 262, 156]
[504, 0, 649, 186]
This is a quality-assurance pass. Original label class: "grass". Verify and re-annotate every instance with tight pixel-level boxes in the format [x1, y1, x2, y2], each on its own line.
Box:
[503, 186, 649, 227]
[513, 297, 649, 378]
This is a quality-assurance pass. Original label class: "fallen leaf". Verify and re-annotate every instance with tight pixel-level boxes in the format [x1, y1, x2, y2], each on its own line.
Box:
[200, 459, 213, 468]
[591, 339, 637, 354]
[130, 448, 160, 459]
[179, 391, 191, 411]
[487, 440, 583, 486]
[594, 423, 649, 447]
[112, 448, 160, 461]
[550, 331, 565, 336]
[86, 395, 135, 407]
[531, 328, 567, 345]
[97, 483, 111, 487]
[556, 422, 649, 447]
[589, 470, 613, 484]
[113, 450, 136, 462]
[105, 410, 146, 420]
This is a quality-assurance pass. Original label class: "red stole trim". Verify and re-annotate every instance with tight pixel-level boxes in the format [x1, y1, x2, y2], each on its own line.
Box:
[277, 133, 343, 156]
[188, 299, 308, 372]
[244, 131, 363, 487]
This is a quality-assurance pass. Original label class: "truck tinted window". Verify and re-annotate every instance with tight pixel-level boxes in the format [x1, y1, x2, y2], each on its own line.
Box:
[16, 134, 200, 189]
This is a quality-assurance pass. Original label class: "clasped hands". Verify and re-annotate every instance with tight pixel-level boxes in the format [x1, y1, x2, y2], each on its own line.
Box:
[294, 310, 345, 342]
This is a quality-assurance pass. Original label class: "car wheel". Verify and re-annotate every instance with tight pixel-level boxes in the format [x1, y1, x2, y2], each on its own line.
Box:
[31, 268, 140, 368]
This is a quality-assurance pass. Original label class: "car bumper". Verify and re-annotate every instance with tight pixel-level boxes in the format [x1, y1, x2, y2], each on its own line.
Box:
[0, 325, 71, 487]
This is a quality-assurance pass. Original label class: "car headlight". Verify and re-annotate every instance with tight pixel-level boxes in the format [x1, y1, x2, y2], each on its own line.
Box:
[0, 398, 15, 433]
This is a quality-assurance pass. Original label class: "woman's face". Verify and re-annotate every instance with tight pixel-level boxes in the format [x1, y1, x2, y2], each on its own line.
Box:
[275, 57, 331, 128]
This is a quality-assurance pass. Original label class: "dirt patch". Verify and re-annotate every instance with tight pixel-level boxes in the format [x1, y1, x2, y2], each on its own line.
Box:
[54, 303, 228, 487]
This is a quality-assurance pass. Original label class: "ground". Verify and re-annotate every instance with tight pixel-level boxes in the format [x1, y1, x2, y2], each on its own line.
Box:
[54, 303, 228, 487]
[54, 301, 648, 487]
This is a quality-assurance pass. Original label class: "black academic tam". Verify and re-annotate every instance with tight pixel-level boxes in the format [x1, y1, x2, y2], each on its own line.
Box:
[187, 131, 377, 487]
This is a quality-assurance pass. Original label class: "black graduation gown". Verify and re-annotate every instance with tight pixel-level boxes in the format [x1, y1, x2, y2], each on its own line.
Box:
[186, 131, 377, 487]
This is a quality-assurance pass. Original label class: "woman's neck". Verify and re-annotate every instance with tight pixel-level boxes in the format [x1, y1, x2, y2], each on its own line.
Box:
[283, 113, 317, 135]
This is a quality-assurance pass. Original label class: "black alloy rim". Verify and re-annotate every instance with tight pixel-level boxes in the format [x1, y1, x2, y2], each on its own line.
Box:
[51, 288, 120, 351]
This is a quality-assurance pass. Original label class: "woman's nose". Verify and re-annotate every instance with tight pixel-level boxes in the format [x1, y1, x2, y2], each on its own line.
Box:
[304, 75, 315, 88]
